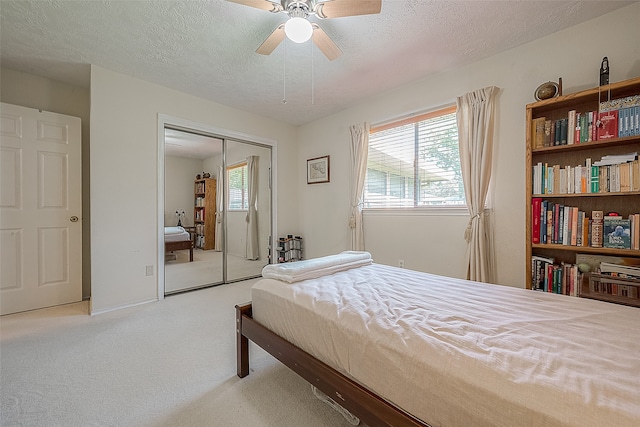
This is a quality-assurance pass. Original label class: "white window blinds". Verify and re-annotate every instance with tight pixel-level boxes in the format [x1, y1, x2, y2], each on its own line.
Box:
[366, 106, 464, 208]
[227, 162, 248, 210]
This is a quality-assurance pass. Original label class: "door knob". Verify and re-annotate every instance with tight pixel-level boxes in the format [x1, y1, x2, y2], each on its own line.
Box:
[70, 216, 79, 222]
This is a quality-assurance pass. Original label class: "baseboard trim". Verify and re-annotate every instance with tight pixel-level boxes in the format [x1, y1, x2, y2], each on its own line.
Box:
[89, 297, 158, 316]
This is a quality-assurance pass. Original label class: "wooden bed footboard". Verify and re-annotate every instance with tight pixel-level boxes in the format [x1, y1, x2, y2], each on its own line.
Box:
[235, 303, 430, 427]
[165, 239, 194, 262]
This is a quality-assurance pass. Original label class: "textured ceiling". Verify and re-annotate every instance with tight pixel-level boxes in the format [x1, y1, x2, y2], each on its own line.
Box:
[0, 1, 635, 126]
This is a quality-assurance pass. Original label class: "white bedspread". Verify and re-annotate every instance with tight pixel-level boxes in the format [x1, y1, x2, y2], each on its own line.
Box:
[252, 263, 640, 427]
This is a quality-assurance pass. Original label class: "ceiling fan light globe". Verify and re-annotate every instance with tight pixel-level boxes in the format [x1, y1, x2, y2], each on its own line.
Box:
[284, 17, 313, 43]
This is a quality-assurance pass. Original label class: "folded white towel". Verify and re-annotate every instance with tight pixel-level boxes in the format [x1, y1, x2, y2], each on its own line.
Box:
[261, 251, 372, 283]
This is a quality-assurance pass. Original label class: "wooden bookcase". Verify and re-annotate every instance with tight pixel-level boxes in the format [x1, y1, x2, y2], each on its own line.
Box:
[525, 76, 640, 304]
[194, 178, 216, 250]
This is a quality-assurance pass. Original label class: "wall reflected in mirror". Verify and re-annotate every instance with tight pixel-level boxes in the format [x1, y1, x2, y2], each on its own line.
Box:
[164, 128, 223, 294]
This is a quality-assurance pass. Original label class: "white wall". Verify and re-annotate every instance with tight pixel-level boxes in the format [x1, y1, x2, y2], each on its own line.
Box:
[0, 68, 93, 299]
[165, 155, 203, 227]
[297, 3, 640, 287]
[90, 65, 298, 313]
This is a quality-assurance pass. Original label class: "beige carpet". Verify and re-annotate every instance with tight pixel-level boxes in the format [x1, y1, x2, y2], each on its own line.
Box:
[0, 280, 356, 426]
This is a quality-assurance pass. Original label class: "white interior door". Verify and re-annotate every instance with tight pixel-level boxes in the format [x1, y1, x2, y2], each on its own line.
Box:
[1, 103, 82, 315]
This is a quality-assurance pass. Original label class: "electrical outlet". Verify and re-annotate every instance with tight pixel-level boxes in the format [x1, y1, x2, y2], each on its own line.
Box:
[145, 265, 154, 276]
[399, 259, 405, 268]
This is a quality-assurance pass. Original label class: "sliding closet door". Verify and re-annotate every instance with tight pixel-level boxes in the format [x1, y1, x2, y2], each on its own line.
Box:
[164, 129, 223, 294]
[225, 139, 271, 282]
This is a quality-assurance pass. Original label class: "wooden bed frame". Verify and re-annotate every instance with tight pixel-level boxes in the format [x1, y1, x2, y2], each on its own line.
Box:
[235, 303, 431, 427]
[165, 229, 194, 262]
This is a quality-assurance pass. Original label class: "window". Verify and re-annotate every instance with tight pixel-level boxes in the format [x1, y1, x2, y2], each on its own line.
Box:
[227, 162, 248, 210]
[365, 106, 464, 208]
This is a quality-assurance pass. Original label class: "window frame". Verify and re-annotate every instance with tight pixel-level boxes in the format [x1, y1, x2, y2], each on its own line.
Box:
[227, 161, 249, 211]
[365, 105, 468, 216]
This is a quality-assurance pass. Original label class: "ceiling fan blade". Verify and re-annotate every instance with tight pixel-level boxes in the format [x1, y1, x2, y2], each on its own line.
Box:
[227, 0, 283, 13]
[256, 24, 285, 55]
[311, 24, 342, 61]
[316, 0, 382, 19]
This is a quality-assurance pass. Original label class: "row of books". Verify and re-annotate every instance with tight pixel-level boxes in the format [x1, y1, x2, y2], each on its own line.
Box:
[195, 235, 205, 248]
[588, 273, 639, 300]
[195, 197, 206, 207]
[532, 155, 640, 195]
[587, 263, 640, 302]
[531, 95, 640, 148]
[531, 256, 581, 295]
[195, 208, 205, 222]
[531, 257, 640, 298]
[195, 182, 207, 194]
[531, 112, 596, 148]
[532, 202, 640, 250]
[194, 223, 205, 236]
[599, 95, 640, 139]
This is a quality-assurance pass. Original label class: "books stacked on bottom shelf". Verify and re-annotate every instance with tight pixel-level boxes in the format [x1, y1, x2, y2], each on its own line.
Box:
[599, 261, 640, 279]
[531, 255, 580, 296]
[580, 260, 640, 307]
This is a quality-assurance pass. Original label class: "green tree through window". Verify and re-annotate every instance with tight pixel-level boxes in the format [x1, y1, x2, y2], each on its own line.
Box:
[366, 106, 464, 208]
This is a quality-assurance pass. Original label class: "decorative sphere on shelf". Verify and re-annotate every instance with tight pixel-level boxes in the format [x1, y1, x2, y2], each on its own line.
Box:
[534, 81, 559, 101]
[577, 263, 591, 273]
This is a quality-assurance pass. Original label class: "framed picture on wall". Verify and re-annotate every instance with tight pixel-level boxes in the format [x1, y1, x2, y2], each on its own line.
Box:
[307, 155, 330, 184]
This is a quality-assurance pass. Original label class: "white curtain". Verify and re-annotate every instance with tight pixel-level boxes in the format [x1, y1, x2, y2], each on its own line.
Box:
[456, 86, 499, 283]
[214, 165, 223, 252]
[245, 155, 259, 260]
[349, 122, 370, 251]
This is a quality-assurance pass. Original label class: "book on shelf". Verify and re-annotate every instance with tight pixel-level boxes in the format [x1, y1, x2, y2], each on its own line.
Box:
[531, 255, 553, 292]
[570, 206, 579, 246]
[532, 197, 542, 243]
[593, 152, 637, 167]
[591, 211, 604, 248]
[532, 117, 546, 149]
[597, 109, 618, 140]
[567, 110, 576, 145]
[544, 120, 553, 147]
[540, 200, 548, 244]
[603, 216, 632, 249]
[631, 213, 640, 250]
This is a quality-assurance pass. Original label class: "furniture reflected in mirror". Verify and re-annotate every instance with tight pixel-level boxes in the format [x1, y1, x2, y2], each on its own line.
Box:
[164, 226, 195, 262]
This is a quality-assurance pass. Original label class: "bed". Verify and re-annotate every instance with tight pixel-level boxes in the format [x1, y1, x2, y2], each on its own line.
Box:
[164, 226, 194, 262]
[235, 252, 640, 427]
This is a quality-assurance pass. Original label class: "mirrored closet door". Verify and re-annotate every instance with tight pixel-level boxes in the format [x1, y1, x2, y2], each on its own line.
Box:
[164, 129, 224, 294]
[225, 139, 272, 282]
[163, 128, 272, 294]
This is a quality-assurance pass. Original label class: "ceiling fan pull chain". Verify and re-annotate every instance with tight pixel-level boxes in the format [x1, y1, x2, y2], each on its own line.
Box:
[311, 40, 315, 105]
[283, 37, 287, 104]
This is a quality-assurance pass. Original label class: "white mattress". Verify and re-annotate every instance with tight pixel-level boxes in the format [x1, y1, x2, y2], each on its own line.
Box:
[164, 227, 190, 242]
[252, 263, 640, 427]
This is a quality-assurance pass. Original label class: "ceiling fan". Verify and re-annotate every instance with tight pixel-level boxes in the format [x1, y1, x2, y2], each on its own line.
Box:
[229, 0, 382, 61]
